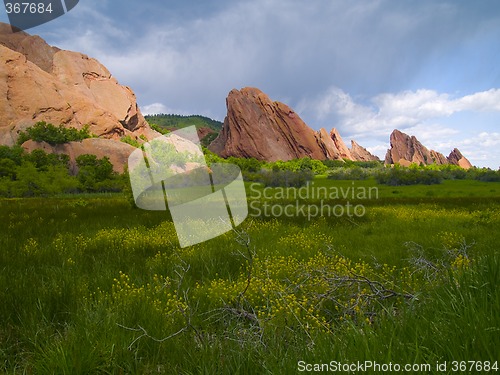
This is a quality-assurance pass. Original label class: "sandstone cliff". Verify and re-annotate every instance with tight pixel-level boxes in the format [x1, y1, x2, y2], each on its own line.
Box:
[209, 87, 378, 162]
[385, 129, 472, 169]
[329, 128, 352, 160]
[0, 23, 157, 147]
[447, 148, 473, 169]
[350, 140, 380, 162]
[209, 87, 330, 161]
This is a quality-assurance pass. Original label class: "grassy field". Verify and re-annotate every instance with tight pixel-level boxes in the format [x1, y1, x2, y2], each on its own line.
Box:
[1, 178, 499, 374]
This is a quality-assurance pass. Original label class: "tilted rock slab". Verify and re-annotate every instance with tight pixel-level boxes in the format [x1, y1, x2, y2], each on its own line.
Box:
[385, 129, 472, 169]
[210, 87, 331, 161]
[447, 148, 473, 169]
[209, 87, 376, 162]
[350, 140, 380, 162]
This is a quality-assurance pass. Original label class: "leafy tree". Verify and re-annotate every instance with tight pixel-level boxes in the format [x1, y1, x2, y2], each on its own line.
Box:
[328, 166, 371, 180]
[17, 122, 93, 145]
[76, 154, 117, 192]
[0, 145, 25, 165]
[0, 158, 17, 180]
[375, 166, 442, 186]
[24, 149, 69, 171]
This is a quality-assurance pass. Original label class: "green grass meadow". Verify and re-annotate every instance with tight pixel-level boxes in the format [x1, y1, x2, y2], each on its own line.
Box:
[1, 178, 499, 373]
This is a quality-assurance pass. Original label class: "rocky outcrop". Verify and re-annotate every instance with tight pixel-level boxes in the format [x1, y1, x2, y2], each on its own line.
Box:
[314, 128, 344, 161]
[447, 148, 473, 169]
[209, 87, 379, 163]
[384, 129, 434, 167]
[21, 139, 136, 173]
[330, 128, 352, 160]
[350, 140, 379, 162]
[0, 23, 157, 148]
[385, 129, 472, 169]
[209, 87, 335, 161]
[430, 150, 448, 165]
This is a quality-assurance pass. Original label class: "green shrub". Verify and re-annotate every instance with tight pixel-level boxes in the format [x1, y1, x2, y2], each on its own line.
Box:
[0, 161, 78, 197]
[470, 168, 500, 182]
[0, 145, 25, 165]
[375, 166, 443, 185]
[328, 166, 371, 180]
[24, 149, 70, 171]
[76, 154, 119, 192]
[226, 157, 264, 173]
[120, 135, 141, 148]
[264, 157, 328, 175]
[17, 122, 94, 145]
[0, 159, 18, 180]
[149, 123, 169, 134]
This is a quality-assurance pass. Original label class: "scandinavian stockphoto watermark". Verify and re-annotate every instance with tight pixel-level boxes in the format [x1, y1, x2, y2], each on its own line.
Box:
[128, 126, 248, 248]
[3, 0, 79, 32]
[128, 126, 378, 247]
[248, 181, 378, 221]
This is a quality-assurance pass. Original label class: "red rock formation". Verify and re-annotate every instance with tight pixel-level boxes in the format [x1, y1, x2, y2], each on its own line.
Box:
[349, 140, 380, 162]
[385, 129, 472, 168]
[0, 23, 157, 147]
[447, 148, 473, 169]
[384, 129, 433, 166]
[430, 150, 448, 165]
[330, 128, 353, 160]
[210, 87, 386, 163]
[209, 87, 333, 161]
[314, 128, 344, 161]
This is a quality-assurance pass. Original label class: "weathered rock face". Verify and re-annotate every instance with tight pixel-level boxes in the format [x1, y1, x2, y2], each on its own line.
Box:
[0, 23, 157, 147]
[21, 138, 136, 173]
[314, 127, 344, 161]
[430, 150, 448, 165]
[384, 129, 433, 166]
[385, 129, 472, 168]
[350, 140, 379, 162]
[209, 87, 378, 163]
[448, 148, 473, 169]
[330, 128, 352, 160]
[209, 87, 333, 161]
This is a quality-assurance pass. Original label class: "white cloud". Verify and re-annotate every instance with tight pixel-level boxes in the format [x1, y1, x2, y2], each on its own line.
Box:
[455, 89, 500, 112]
[304, 86, 500, 134]
[299, 86, 500, 168]
[141, 103, 170, 116]
[141, 103, 193, 116]
[463, 132, 500, 148]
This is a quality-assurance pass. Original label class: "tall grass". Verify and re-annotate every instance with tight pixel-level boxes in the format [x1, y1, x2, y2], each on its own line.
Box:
[0, 180, 499, 373]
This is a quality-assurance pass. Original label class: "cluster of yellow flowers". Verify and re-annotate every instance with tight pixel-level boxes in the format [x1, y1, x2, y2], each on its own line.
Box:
[276, 232, 334, 258]
[372, 206, 470, 222]
[8, 211, 32, 230]
[470, 208, 500, 225]
[49, 221, 178, 257]
[438, 231, 466, 250]
[450, 254, 471, 271]
[200, 251, 414, 333]
[21, 237, 39, 255]
[92, 271, 187, 326]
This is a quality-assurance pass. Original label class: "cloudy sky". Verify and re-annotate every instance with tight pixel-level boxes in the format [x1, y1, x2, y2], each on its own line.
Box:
[2, 0, 500, 167]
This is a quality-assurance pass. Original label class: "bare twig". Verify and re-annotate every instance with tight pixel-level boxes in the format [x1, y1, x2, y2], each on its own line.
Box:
[116, 323, 187, 350]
